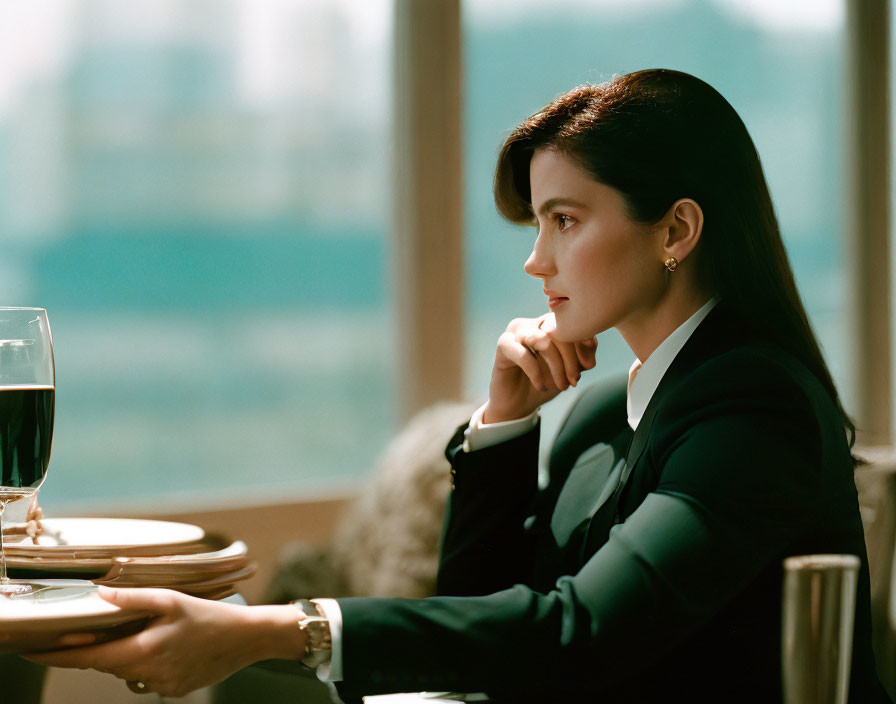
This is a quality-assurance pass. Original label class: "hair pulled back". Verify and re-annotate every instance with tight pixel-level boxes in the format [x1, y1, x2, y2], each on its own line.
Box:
[494, 68, 857, 454]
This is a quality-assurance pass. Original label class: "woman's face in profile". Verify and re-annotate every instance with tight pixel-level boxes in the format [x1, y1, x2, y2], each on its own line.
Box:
[525, 148, 665, 343]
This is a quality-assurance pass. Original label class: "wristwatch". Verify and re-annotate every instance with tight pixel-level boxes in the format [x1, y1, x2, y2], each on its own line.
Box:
[291, 599, 332, 668]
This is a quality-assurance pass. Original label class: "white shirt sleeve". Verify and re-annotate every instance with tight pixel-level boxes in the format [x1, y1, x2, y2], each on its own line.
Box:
[309, 598, 344, 682]
[462, 403, 539, 453]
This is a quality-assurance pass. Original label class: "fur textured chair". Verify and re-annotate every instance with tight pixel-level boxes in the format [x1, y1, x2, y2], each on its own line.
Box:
[214, 402, 478, 704]
[264, 400, 479, 604]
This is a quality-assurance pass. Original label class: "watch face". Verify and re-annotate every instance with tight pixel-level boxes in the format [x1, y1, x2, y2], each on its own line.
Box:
[304, 619, 332, 652]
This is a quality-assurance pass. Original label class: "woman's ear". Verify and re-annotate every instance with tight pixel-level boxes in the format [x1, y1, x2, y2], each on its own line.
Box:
[658, 198, 704, 263]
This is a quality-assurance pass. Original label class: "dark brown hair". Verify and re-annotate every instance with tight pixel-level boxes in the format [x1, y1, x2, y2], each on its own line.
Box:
[494, 68, 858, 456]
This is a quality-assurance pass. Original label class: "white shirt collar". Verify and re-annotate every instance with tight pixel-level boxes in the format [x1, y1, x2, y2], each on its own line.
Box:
[626, 297, 720, 430]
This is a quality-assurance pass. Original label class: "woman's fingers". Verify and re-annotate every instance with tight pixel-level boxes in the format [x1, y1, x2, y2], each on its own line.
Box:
[498, 333, 546, 390]
[505, 317, 599, 392]
[27, 627, 167, 696]
[525, 333, 570, 390]
[535, 313, 579, 386]
[574, 337, 598, 370]
[25, 631, 145, 670]
[490, 314, 599, 423]
[25, 588, 175, 670]
[97, 586, 178, 613]
[24, 587, 270, 700]
[555, 340, 582, 386]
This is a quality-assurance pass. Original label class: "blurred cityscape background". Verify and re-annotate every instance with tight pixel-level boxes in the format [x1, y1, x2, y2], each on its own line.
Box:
[0, 0, 854, 509]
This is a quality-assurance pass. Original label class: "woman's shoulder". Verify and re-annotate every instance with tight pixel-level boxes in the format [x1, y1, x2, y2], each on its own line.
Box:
[651, 341, 841, 454]
[673, 342, 831, 409]
[648, 343, 849, 504]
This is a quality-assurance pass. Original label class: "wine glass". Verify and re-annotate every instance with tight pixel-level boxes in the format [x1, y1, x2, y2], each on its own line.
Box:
[0, 308, 54, 595]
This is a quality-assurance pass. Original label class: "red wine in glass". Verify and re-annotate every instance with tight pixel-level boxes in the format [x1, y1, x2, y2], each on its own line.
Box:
[0, 309, 55, 595]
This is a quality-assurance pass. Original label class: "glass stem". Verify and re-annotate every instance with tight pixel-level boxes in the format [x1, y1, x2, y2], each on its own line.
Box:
[0, 500, 7, 584]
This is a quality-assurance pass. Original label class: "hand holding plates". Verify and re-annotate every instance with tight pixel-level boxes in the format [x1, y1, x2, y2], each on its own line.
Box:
[0, 518, 256, 651]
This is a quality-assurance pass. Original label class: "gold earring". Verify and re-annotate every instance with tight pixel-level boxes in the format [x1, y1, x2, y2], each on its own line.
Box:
[664, 257, 678, 272]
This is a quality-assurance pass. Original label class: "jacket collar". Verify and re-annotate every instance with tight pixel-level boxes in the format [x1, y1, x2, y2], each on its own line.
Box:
[578, 302, 745, 552]
[624, 300, 741, 470]
[627, 297, 720, 430]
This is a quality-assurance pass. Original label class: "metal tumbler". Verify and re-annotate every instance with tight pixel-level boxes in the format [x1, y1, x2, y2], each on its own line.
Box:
[781, 554, 861, 704]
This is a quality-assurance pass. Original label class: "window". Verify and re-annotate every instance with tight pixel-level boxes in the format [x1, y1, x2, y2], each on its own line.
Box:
[0, 0, 395, 508]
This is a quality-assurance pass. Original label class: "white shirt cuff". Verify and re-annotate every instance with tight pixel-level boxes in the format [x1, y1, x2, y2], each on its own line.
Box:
[462, 403, 539, 453]
[310, 598, 344, 682]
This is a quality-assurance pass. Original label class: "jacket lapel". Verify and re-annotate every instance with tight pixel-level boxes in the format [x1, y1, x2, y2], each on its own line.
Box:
[580, 304, 739, 547]
[550, 440, 627, 547]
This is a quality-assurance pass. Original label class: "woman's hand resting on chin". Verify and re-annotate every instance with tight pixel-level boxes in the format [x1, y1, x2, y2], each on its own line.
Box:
[484, 313, 598, 423]
[25, 586, 307, 698]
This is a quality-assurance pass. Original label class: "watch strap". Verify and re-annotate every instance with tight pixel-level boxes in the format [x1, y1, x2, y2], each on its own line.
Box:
[291, 599, 332, 668]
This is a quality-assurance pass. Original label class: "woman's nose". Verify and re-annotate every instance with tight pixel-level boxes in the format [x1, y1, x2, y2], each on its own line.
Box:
[524, 235, 556, 278]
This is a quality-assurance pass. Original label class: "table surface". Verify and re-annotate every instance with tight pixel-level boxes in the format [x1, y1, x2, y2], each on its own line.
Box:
[365, 694, 489, 703]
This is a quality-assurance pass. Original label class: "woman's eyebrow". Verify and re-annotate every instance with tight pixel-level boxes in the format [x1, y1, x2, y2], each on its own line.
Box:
[537, 197, 588, 216]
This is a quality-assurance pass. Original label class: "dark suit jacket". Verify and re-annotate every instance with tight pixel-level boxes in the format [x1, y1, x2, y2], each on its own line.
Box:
[336, 303, 889, 702]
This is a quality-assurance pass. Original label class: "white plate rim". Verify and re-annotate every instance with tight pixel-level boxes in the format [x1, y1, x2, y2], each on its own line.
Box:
[5, 517, 205, 554]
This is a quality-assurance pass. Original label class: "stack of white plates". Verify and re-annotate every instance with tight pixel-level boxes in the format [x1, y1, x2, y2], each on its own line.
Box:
[0, 518, 255, 653]
[6, 518, 256, 600]
[0, 579, 151, 653]
[92, 540, 255, 600]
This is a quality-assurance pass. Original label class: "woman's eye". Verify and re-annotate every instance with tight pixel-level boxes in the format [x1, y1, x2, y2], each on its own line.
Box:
[556, 214, 575, 231]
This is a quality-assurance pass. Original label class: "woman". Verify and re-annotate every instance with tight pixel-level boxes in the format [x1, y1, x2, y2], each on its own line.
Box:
[29, 69, 888, 702]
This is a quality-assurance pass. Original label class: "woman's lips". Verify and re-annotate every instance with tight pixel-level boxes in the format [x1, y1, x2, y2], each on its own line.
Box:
[548, 296, 568, 309]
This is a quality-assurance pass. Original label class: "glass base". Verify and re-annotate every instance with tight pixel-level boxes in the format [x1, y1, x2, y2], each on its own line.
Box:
[0, 580, 94, 602]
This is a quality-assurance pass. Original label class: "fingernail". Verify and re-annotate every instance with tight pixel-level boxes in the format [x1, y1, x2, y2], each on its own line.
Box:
[97, 586, 116, 601]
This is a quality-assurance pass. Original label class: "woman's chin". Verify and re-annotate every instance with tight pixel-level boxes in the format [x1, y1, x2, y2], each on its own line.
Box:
[552, 322, 604, 344]
[552, 328, 585, 344]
